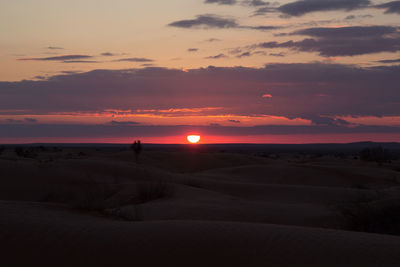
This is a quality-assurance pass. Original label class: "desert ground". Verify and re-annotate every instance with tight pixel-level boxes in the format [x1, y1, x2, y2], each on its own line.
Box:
[0, 143, 400, 266]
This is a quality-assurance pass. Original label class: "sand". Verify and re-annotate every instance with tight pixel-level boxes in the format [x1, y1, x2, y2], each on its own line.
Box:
[0, 146, 399, 266]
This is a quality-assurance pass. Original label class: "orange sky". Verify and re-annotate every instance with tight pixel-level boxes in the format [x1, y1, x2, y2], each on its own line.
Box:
[1, 0, 399, 143]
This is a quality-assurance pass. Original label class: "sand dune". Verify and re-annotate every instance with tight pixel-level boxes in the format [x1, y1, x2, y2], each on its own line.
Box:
[1, 201, 400, 267]
[0, 147, 399, 266]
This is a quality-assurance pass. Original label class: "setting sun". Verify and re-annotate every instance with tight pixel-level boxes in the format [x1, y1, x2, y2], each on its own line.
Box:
[187, 135, 201, 144]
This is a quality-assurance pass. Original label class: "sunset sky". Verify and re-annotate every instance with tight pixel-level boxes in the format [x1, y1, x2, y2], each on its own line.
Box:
[1, 0, 400, 143]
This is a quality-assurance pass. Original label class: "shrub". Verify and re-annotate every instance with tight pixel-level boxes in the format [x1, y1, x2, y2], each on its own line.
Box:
[14, 147, 38, 158]
[360, 146, 392, 163]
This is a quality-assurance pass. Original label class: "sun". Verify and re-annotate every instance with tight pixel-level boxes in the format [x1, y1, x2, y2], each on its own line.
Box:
[187, 135, 201, 144]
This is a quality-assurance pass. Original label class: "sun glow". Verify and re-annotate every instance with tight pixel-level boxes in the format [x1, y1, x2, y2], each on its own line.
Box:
[187, 135, 201, 144]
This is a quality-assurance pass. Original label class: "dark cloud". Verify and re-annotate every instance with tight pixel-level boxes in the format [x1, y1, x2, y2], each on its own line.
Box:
[345, 15, 356, 20]
[310, 116, 351, 126]
[0, 64, 399, 121]
[4, 118, 38, 124]
[257, 26, 400, 56]
[269, 52, 285, 57]
[253, 6, 278, 15]
[344, 14, 373, 20]
[110, 120, 140, 126]
[204, 0, 237, 4]
[168, 14, 280, 31]
[47, 46, 64, 50]
[62, 60, 99, 63]
[188, 48, 199, 52]
[101, 52, 115, 56]
[6, 119, 22, 123]
[24, 118, 38, 123]
[247, 25, 281, 31]
[169, 14, 238, 29]
[377, 58, 400, 63]
[205, 38, 221, 42]
[375, 1, 400, 14]
[277, 0, 370, 16]
[205, 53, 228, 59]
[243, 0, 271, 6]
[237, 52, 252, 58]
[236, 51, 266, 57]
[228, 120, 241, 123]
[114, 57, 153, 62]
[18, 55, 93, 61]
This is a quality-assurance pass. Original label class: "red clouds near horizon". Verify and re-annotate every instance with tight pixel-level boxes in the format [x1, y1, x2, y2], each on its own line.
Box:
[0, 63, 399, 143]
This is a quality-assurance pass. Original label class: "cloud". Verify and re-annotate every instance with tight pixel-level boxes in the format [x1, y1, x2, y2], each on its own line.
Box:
[377, 58, 400, 63]
[188, 48, 199, 52]
[256, 26, 400, 56]
[345, 15, 356, 20]
[236, 52, 252, 58]
[169, 14, 238, 29]
[204, 0, 270, 6]
[269, 52, 285, 57]
[110, 120, 140, 126]
[277, 0, 370, 16]
[114, 57, 153, 62]
[204, 0, 237, 4]
[309, 116, 351, 126]
[62, 60, 99, 63]
[168, 14, 280, 31]
[247, 25, 281, 31]
[47, 46, 64, 50]
[228, 119, 241, 123]
[18, 55, 93, 61]
[0, 63, 399, 122]
[4, 118, 38, 124]
[243, 0, 270, 6]
[101, 52, 115, 56]
[205, 53, 228, 59]
[205, 38, 221, 42]
[253, 6, 278, 15]
[24, 118, 38, 123]
[375, 1, 400, 14]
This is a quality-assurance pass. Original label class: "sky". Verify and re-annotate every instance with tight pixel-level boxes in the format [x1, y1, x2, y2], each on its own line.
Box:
[1, 0, 400, 144]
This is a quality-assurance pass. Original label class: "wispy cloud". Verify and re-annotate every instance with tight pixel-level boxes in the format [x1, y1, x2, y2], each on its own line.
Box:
[168, 14, 280, 31]
[47, 46, 64, 50]
[114, 57, 153, 62]
[18, 55, 93, 61]
[101, 52, 116, 56]
[169, 14, 238, 29]
[377, 58, 400, 63]
[205, 53, 228, 59]
[204, 0, 237, 5]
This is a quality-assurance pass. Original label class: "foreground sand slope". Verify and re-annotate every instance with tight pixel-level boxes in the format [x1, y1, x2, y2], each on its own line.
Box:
[1, 201, 400, 267]
[1, 148, 399, 266]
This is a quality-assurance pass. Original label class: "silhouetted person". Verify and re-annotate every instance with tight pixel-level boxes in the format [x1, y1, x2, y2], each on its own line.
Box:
[131, 140, 142, 162]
